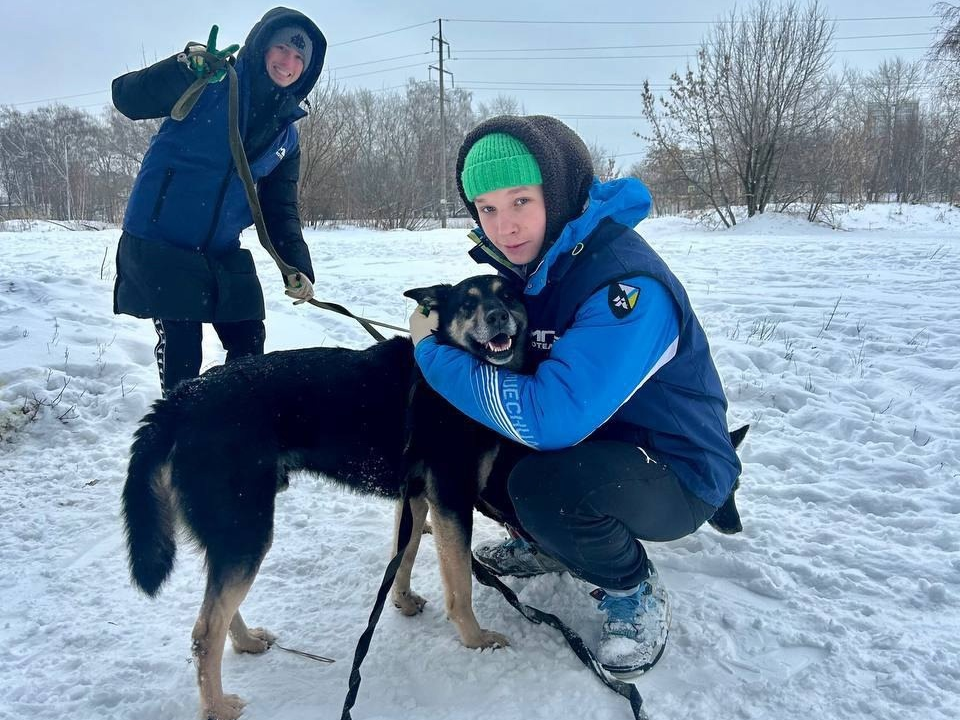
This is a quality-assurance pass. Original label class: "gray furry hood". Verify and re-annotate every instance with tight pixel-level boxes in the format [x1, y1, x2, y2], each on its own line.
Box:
[239, 6, 326, 101]
[455, 115, 594, 248]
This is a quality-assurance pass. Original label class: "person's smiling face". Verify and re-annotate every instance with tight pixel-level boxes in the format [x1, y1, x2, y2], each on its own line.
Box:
[264, 44, 305, 87]
[474, 185, 547, 265]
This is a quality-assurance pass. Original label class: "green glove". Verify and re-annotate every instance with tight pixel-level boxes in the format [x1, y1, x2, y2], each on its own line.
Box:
[187, 25, 240, 84]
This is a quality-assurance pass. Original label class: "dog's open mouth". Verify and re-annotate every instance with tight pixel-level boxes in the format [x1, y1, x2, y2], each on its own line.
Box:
[481, 333, 515, 363]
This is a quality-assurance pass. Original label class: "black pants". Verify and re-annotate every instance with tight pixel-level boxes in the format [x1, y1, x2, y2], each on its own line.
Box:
[482, 441, 717, 591]
[152, 318, 265, 396]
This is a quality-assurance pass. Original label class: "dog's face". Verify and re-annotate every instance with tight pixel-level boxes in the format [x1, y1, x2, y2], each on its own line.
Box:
[404, 275, 527, 371]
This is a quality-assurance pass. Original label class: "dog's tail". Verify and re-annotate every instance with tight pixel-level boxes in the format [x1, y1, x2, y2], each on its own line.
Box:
[121, 399, 179, 597]
[708, 424, 750, 535]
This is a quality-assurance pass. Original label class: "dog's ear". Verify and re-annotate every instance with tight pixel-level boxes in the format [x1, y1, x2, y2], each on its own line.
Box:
[403, 283, 451, 311]
[729, 424, 749, 449]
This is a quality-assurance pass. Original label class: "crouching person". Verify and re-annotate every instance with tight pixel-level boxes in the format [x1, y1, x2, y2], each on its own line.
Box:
[408, 115, 741, 675]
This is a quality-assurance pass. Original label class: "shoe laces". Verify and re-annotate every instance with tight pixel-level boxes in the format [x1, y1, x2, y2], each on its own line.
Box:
[598, 582, 651, 624]
[502, 536, 531, 553]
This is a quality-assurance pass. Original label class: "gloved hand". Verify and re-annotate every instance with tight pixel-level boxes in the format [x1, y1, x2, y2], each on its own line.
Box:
[186, 25, 239, 84]
[408, 305, 439, 346]
[284, 273, 315, 305]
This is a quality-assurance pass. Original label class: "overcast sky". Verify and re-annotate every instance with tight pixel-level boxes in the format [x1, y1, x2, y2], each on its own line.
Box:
[3, 1, 940, 166]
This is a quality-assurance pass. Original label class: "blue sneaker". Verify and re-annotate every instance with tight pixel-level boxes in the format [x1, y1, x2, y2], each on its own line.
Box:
[473, 535, 568, 578]
[596, 562, 671, 676]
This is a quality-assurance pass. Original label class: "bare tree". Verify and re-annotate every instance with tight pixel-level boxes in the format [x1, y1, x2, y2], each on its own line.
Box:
[931, 2, 960, 62]
[587, 141, 619, 181]
[630, 148, 708, 216]
[920, 81, 960, 203]
[641, 69, 739, 227]
[476, 94, 524, 122]
[709, 0, 835, 215]
[861, 58, 925, 202]
[642, 0, 834, 225]
[927, 3, 960, 203]
[297, 80, 361, 224]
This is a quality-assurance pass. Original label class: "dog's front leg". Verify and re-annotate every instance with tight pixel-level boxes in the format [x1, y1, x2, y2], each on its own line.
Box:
[391, 493, 429, 615]
[430, 506, 510, 649]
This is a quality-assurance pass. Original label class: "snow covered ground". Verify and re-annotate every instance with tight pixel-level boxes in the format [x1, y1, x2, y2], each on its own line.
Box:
[1, 204, 958, 720]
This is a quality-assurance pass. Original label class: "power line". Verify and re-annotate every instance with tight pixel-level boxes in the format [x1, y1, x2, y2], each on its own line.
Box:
[460, 82, 946, 93]
[7, 90, 110, 107]
[329, 21, 434, 47]
[2, 16, 940, 109]
[453, 53, 696, 61]
[459, 85, 657, 93]
[455, 32, 936, 53]
[328, 62, 429, 81]
[554, 114, 646, 120]
[326, 51, 431, 72]
[443, 15, 937, 26]
[829, 45, 929, 53]
[462, 80, 653, 87]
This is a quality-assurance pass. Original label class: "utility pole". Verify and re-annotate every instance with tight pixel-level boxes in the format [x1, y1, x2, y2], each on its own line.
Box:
[63, 134, 72, 223]
[430, 19, 453, 228]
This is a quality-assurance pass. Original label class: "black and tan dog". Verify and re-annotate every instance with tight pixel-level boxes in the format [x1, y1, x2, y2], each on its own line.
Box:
[121, 274, 526, 720]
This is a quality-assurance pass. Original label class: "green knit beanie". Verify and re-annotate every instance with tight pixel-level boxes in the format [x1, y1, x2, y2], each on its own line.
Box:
[460, 133, 543, 201]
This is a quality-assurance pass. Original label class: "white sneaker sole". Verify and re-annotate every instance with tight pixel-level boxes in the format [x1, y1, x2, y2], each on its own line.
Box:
[601, 628, 669, 677]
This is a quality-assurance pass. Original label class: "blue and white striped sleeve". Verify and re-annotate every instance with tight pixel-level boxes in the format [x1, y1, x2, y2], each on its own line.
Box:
[413, 275, 680, 449]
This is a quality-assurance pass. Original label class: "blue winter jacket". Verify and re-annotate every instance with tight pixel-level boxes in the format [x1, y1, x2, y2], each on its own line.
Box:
[121, 55, 303, 257]
[112, 7, 325, 322]
[415, 177, 741, 507]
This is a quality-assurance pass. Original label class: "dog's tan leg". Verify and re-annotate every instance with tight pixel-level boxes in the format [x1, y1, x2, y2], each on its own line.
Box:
[391, 494, 429, 615]
[431, 509, 510, 649]
[228, 610, 276, 654]
[193, 571, 258, 720]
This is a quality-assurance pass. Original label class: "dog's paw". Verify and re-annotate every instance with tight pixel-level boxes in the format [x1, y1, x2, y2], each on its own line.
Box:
[392, 589, 427, 616]
[231, 627, 276, 654]
[465, 629, 510, 649]
[204, 693, 246, 720]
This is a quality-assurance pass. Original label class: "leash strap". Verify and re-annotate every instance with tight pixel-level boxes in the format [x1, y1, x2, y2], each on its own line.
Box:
[341, 372, 422, 719]
[306, 299, 407, 342]
[471, 559, 650, 720]
[340, 485, 413, 720]
[222, 63, 300, 276]
[170, 75, 212, 121]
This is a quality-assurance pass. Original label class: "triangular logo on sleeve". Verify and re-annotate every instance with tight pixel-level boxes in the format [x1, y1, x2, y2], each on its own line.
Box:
[608, 282, 641, 319]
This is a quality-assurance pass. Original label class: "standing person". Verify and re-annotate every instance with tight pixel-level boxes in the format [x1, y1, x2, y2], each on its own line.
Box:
[112, 7, 326, 396]
[408, 115, 742, 675]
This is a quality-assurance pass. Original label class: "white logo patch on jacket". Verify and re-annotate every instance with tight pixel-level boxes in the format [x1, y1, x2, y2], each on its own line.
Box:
[530, 328, 556, 351]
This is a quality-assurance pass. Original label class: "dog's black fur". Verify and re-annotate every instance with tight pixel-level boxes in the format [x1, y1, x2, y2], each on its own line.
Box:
[122, 274, 527, 720]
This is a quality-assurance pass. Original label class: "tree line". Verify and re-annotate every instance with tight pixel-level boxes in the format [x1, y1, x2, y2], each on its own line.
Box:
[637, 0, 960, 225]
[0, 81, 480, 229]
[2, 0, 959, 228]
